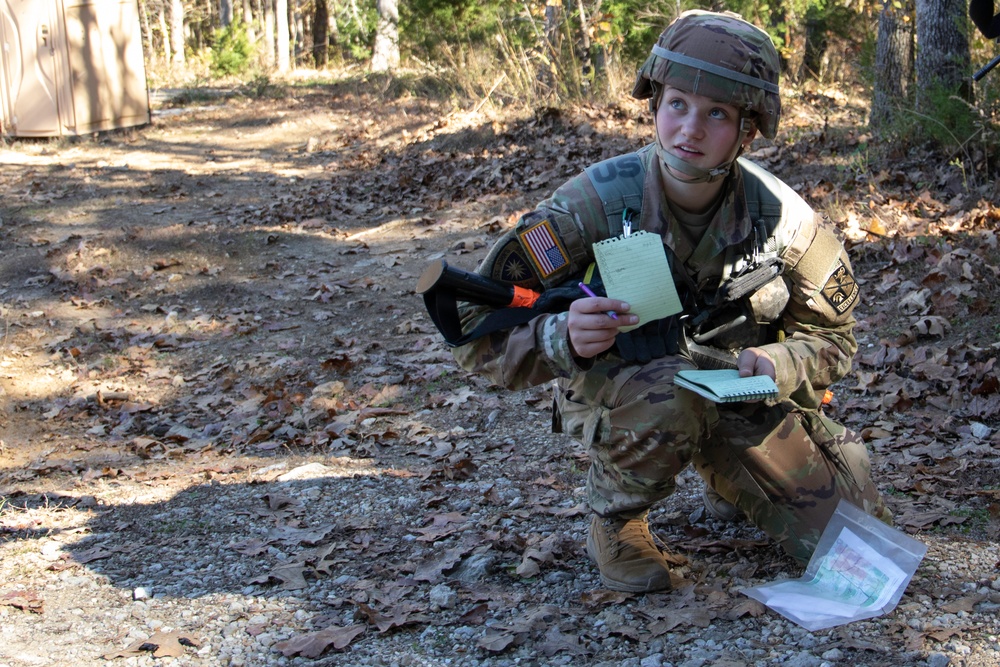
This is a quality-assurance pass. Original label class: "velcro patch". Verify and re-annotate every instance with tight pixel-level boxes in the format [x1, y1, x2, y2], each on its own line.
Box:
[518, 219, 569, 279]
[491, 237, 539, 287]
[821, 261, 859, 314]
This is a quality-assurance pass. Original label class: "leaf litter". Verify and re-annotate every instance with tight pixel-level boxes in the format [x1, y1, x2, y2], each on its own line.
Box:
[0, 85, 998, 665]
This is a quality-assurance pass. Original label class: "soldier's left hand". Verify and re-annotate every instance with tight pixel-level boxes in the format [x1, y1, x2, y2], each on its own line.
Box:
[737, 347, 776, 381]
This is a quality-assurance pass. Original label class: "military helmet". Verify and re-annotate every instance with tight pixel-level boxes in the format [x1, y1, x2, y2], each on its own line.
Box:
[632, 10, 781, 139]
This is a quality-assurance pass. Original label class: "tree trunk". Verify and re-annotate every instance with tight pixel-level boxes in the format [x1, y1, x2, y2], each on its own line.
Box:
[158, 4, 171, 65]
[242, 0, 256, 42]
[576, 0, 592, 86]
[915, 0, 971, 108]
[292, 0, 304, 63]
[276, 0, 291, 72]
[538, 0, 562, 91]
[870, 0, 914, 133]
[274, 0, 292, 73]
[371, 0, 399, 72]
[138, 0, 154, 69]
[313, 0, 329, 68]
[264, 0, 276, 67]
[220, 0, 233, 27]
[170, 0, 186, 66]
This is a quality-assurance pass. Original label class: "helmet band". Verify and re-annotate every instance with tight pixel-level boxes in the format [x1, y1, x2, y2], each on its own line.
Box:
[650, 46, 779, 94]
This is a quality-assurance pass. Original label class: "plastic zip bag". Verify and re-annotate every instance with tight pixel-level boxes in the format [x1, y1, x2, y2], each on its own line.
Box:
[742, 499, 928, 631]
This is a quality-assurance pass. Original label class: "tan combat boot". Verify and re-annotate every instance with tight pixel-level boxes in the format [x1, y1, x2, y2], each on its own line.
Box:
[586, 512, 681, 593]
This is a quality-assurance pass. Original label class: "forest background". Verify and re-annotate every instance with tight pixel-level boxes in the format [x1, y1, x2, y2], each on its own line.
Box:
[144, 0, 1000, 152]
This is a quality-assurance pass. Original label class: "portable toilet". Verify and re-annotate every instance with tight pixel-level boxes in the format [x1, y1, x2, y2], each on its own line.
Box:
[0, 0, 151, 137]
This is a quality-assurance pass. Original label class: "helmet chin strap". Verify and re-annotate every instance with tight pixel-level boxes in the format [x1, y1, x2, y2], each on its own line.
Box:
[655, 116, 753, 184]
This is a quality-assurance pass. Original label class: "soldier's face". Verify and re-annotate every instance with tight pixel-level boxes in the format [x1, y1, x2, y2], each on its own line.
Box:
[655, 87, 745, 180]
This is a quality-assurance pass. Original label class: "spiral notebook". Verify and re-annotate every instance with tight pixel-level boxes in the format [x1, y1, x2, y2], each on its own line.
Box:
[592, 230, 682, 333]
[674, 369, 778, 403]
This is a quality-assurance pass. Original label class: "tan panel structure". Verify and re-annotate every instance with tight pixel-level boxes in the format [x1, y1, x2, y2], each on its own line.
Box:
[0, 0, 150, 137]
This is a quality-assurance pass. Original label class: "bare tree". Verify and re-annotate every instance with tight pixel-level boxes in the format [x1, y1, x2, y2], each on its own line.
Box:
[264, 0, 276, 67]
[220, 0, 233, 27]
[371, 0, 399, 72]
[869, 0, 914, 133]
[576, 0, 593, 86]
[241, 0, 256, 42]
[276, 0, 291, 71]
[313, 0, 329, 68]
[158, 2, 172, 65]
[138, 0, 155, 67]
[170, 0, 186, 66]
[915, 0, 971, 109]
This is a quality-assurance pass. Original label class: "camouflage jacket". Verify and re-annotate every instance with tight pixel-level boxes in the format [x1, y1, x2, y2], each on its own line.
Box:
[452, 144, 860, 410]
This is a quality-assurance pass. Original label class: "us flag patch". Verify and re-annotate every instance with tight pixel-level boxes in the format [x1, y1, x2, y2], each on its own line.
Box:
[518, 220, 568, 278]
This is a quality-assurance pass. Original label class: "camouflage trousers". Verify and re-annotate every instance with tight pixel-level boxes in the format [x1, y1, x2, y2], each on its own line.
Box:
[553, 355, 891, 565]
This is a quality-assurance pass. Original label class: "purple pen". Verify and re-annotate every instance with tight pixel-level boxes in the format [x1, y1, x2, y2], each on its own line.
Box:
[578, 282, 619, 320]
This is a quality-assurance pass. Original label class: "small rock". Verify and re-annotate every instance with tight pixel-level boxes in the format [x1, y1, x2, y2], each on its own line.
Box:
[821, 648, 843, 661]
[429, 583, 457, 610]
[640, 653, 665, 667]
[449, 552, 496, 583]
[927, 653, 951, 667]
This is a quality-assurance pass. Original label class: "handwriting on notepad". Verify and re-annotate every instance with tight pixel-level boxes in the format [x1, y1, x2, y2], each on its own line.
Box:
[592, 230, 682, 333]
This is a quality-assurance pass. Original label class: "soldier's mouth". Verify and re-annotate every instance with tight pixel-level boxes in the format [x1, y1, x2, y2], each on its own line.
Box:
[673, 144, 704, 157]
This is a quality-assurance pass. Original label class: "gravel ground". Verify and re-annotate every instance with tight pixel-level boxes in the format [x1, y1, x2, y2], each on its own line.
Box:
[2, 439, 999, 667]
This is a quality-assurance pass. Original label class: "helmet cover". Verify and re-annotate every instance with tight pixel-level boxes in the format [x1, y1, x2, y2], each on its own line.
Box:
[632, 10, 781, 138]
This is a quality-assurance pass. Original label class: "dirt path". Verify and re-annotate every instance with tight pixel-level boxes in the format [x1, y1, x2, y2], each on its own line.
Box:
[1, 85, 999, 667]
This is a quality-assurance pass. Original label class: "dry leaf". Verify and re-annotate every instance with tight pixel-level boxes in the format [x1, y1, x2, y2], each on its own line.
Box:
[478, 628, 517, 652]
[275, 624, 366, 658]
[104, 630, 199, 659]
[0, 591, 44, 614]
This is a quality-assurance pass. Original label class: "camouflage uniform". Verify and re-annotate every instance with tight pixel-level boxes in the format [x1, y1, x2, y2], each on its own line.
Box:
[451, 11, 889, 566]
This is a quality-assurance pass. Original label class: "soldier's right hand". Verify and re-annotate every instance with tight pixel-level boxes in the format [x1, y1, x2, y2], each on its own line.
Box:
[567, 297, 636, 359]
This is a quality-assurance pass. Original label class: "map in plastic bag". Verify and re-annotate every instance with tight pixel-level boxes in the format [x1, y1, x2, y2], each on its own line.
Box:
[742, 500, 927, 631]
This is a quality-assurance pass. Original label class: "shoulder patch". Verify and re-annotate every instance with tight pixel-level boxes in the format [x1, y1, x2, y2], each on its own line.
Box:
[491, 236, 540, 287]
[517, 219, 569, 279]
[821, 261, 860, 314]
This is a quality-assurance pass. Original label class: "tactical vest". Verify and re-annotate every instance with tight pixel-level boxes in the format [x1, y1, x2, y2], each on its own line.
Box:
[579, 145, 795, 285]
[566, 146, 824, 356]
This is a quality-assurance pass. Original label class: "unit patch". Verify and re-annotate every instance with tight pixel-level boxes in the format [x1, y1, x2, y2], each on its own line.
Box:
[518, 219, 569, 279]
[491, 236, 540, 287]
[821, 261, 860, 314]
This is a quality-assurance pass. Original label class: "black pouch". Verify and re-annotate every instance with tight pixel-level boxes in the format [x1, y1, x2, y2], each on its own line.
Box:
[615, 316, 680, 364]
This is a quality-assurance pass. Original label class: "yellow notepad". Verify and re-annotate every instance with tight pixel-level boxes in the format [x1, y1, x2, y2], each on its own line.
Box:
[592, 230, 683, 332]
[674, 369, 778, 403]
